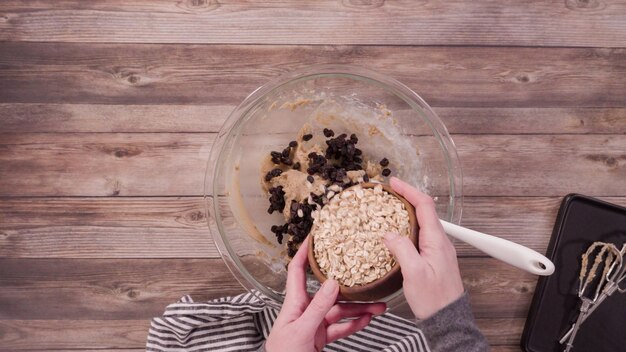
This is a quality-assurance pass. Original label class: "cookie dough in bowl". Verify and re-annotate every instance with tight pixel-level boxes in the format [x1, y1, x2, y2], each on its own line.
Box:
[205, 65, 462, 313]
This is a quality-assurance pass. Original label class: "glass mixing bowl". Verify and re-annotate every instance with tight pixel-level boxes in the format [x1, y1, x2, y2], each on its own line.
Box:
[205, 65, 462, 311]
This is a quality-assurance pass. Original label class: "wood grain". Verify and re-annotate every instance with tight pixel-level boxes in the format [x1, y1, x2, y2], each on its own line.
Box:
[1, 43, 626, 107]
[1, 2, 623, 352]
[458, 134, 626, 197]
[0, 197, 216, 258]
[0, 320, 150, 349]
[0, 103, 232, 133]
[3, 196, 626, 259]
[0, 259, 244, 320]
[0, 318, 525, 350]
[0, 133, 213, 197]
[0, 258, 532, 321]
[1, 1, 626, 47]
[1, 133, 624, 197]
[2, 103, 626, 134]
[475, 319, 526, 347]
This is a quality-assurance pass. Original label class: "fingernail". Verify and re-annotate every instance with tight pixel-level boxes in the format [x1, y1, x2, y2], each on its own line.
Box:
[384, 232, 398, 242]
[322, 279, 338, 294]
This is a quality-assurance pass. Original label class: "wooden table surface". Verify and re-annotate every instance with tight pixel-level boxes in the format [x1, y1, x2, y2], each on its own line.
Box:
[1, 1, 625, 351]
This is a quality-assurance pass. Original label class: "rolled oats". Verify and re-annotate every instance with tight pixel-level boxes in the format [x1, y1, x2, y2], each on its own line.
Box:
[311, 184, 411, 287]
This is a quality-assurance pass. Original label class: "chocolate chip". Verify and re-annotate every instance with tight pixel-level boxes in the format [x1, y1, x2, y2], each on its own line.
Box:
[323, 128, 335, 137]
[382, 168, 391, 177]
[289, 140, 298, 148]
[307, 175, 314, 183]
[379, 158, 389, 167]
[302, 134, 313, 141]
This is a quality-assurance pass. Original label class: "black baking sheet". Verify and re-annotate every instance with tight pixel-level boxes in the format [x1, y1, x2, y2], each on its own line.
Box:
[521, 194, 626, 352]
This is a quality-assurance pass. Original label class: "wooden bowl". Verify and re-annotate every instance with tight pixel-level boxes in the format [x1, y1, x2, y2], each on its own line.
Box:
[307, 183, 419, 301]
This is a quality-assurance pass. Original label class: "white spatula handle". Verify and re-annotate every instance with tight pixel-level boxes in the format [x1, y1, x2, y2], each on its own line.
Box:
[440, 220, 555, 276]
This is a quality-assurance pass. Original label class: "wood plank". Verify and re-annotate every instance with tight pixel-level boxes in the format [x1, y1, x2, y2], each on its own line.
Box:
[0, 320, 149, 349]
[3, 104, 626, 134]
[3, 196, 626, 259]
[0, 258, 533, 320]
[1, 1, 626, 47]
[1, 43, 626, 107]
[458, 134, 626, 197]
[0, 103, 232, 133]
[0, 197, 217, 258]
[1, 133, 624, 197]
[437, 107, 626, 135]
[476, 318, 525, 347]
[0, 259, 245, 320]
[0, 318, 524, 350]
[0, 133, 213, 197]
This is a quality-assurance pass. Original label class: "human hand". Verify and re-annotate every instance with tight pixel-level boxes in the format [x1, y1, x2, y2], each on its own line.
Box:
[383, 177, 464, 320]
[265, 238, 387, 352]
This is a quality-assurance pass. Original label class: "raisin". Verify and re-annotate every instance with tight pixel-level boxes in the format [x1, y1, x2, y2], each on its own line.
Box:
[323, 128, 335, 137]
[307, 175, 314, 183]
[289, 140, 298, 148]
[302, 134, 313, 141]
[379, 158, 389, 167]
[363, 174, 370, 182]
[382, 168, 391, 177]
[292, 162, 301, 170]
[287, 246, 297, 258]
[267, 186, 286, 214]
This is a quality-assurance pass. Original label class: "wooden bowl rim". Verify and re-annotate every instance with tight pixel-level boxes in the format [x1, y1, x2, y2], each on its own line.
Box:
[308, 182, 419, 296]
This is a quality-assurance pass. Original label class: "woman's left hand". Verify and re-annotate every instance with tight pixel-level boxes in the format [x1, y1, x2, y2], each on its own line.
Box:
[265, 238, 386, 352]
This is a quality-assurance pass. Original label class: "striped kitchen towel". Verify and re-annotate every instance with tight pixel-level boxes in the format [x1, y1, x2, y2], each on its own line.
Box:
[147, 291, 430, 352]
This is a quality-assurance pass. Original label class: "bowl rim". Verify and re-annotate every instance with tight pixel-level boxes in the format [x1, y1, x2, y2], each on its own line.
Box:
[204, 64, 463, 309]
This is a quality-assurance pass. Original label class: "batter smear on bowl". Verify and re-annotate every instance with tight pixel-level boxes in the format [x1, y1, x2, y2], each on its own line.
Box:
[260, 124, 392, 257]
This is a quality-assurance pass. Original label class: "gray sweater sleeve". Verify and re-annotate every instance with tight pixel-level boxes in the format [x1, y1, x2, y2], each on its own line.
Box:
[415, 293, 489, 352]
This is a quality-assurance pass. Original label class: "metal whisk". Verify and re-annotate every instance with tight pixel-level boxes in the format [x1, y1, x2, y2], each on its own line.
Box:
[559, 242, 626, 352]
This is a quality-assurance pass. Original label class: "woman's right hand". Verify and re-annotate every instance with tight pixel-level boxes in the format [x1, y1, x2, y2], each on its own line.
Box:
[383, 177, 465, 320]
